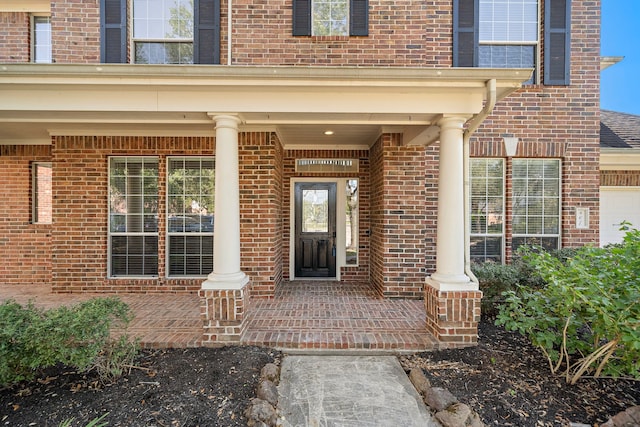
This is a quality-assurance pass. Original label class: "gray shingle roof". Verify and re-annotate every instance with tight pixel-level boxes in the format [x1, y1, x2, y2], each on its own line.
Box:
[601, 110, 640, 149]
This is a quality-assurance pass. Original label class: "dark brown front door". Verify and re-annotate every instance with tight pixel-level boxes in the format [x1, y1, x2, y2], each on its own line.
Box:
[294, 182, 337, 278]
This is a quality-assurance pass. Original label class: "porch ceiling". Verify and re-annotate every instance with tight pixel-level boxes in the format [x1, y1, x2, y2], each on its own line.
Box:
[0, 64, 531, 148]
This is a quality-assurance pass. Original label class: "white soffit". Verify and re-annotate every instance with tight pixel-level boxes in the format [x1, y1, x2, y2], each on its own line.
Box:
[0, 65, 531, 147]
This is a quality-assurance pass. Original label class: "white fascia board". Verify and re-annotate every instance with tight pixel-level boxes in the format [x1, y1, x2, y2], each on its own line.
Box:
[600, 149, 640, 170]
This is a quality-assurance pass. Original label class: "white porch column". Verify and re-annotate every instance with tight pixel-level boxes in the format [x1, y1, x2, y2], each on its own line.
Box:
[427, 116, 477, 291]
[202, 114, 248, 290]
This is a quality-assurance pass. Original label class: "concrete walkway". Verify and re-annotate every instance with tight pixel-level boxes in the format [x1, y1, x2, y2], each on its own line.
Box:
[277, 355, 438, 427]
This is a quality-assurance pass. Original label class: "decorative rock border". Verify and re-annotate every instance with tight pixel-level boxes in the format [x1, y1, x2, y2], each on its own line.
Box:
[409, 368, 484, 427]
[245, 363, 281, 427]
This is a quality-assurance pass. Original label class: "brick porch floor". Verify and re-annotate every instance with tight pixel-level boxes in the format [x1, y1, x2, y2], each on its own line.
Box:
[243, 281, 438, 351]
[0, 281, 438, 351]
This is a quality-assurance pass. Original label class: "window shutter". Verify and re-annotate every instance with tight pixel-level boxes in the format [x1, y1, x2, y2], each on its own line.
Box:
[453, 0, 478, 67]
[100, 0, 126, 63]
[350, 0, 368, 36]
[194, 0, 221, 64]
[544, 0, 571, 85]
[292, 0, 311, 36]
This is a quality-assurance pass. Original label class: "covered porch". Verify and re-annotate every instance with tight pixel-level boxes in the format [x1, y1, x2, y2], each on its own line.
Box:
[0, 64, 531, 346]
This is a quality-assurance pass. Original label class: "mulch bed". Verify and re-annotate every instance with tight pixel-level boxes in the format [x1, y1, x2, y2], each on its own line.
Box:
[1, 321, 638, 426]
[401, 321, 640, 426]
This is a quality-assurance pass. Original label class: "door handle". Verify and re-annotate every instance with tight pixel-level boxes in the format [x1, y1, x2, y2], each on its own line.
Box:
[332, 245, 336, 257]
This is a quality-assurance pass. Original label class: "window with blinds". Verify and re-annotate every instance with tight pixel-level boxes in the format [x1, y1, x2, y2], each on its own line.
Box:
[167, 157, 215, 277]
[470, 158, 505, 263]
[108, 157, 159, 277]
[512, 158, 561, 252]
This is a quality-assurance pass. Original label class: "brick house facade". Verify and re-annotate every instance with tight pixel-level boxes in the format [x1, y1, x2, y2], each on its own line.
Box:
[0, 0, 600, 346]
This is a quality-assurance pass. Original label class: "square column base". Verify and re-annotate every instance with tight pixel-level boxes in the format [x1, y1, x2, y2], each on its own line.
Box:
[199, 281, 250, 345]
[424, 281, 482, 347]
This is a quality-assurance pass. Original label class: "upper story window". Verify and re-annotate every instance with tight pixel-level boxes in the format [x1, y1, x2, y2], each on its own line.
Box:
[100, 0, 220, 64]
[293, 0, 368, 37]
[478, 0, 538, 83]
[32, 16, 52, 63]
[133, 0, 194, 64]
[313, 0, 348, 36]
[453, 0, 571, 85]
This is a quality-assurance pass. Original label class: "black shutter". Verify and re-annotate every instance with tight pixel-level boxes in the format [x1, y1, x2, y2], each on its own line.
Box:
[293, 0, 311, 36]
[544, 0, 571, 85]
[453, 0, 478, 67]
[100, 0, 126, 63]
[350, 0, 368, 36]
[194, 0, 221, 64]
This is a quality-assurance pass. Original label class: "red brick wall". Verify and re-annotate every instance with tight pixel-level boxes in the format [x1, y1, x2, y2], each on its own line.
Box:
[0, 145, 52, 285]
[239, 132, 283, 297]
[0, 12, 30, 62]
[51, 0, 100, 63]
[601, 171, 640, 187]
[227, 0, 452, 66]
[370, 134, 427, 299]
[282, 149, 370, 282]
[51, 135, 216, 293]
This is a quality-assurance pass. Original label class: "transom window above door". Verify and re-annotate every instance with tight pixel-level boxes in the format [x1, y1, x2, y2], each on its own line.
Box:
[133, 0, 194, 64]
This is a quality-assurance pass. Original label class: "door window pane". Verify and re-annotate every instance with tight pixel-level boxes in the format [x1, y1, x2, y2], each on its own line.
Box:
[302, 189, 329, 233]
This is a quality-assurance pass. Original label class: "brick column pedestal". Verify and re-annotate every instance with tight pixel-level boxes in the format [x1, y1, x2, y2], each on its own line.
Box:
[199, 283, 250, 345]
[424, 285, 482, 347]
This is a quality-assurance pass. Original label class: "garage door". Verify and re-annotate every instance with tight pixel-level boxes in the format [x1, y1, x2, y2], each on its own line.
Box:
[600, 187, 640, 246]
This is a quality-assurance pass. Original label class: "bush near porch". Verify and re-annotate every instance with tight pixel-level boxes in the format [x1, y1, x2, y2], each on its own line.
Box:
[0, 297, 138, 387]
[480, 229, 639, 383]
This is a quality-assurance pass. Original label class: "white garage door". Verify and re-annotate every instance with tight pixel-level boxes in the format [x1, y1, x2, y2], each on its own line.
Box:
[600, 187, 640, 246]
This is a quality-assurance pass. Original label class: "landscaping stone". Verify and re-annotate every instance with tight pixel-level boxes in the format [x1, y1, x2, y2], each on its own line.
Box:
[245, 398, 278, 427]
[424, 387, 458, 411]
[261, 363, 280, 385]
[435, 402, 472, 427]
[257, 379, 279, 407]
[601, 406, 640, 427]
[409, 368, 431, 396]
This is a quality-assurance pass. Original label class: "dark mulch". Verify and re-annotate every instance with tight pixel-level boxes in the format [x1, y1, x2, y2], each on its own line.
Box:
[401, 321, 640, 426]
[1, 322, 638, 427]
[0, 346, 280, 427]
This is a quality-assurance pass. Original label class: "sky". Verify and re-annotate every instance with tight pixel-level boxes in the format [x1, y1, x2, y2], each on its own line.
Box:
[600, 0, 640, 115]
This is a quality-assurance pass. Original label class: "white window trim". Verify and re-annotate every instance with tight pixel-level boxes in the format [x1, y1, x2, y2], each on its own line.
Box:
[478, 0, 542, 85]
[470, 158, 505, 263]
[30, 14, 52, 64]
[129, 0, 194, 64]
[511, 158, 562, 250]
[107, 156, 159, 279]
[165, 156, 215, 278]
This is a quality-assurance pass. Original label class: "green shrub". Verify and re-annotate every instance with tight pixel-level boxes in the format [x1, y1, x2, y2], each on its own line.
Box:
[0, 297, 137, 387]
[472, 262, 519, 318]
[496, 230, 640, 383]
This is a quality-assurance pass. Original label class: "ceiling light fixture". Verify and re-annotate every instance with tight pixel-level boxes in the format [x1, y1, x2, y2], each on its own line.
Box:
[324, 130, 334, 135]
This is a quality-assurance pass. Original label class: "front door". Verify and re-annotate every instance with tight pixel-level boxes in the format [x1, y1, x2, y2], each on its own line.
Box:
[294, 182, 337, 278]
